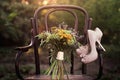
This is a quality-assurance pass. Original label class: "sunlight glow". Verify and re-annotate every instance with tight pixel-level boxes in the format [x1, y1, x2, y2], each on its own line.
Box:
[21, 0, 29, 5]
[21, 0, 57, 6]
[38, 1, 42, 5]
[25, 1, 29, 5]
[43, 0, 48, 5]
[52, 0, 57, 4]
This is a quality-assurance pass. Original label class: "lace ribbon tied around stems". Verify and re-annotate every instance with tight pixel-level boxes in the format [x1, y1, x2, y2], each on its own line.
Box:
[56, 51, 64, 61]
[56, 51, 69, 80]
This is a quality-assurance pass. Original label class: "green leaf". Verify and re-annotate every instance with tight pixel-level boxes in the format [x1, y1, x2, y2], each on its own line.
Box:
[8, 12, 17, 21]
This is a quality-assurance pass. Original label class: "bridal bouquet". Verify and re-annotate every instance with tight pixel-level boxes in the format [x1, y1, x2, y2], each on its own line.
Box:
[36, 26, 80, 79]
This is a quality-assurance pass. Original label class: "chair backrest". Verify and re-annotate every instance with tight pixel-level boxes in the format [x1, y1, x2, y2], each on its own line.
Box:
[30, 5, 92, 75]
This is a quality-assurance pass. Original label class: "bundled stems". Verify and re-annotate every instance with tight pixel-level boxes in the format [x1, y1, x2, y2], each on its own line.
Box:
[62, 61, 69, 80]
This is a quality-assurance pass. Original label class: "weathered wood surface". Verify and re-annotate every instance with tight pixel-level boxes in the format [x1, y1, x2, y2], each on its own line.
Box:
[25, 75, 93, 80]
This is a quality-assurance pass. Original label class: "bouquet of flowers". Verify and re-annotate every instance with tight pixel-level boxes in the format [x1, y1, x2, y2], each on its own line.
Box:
[36, 26, 80, 80]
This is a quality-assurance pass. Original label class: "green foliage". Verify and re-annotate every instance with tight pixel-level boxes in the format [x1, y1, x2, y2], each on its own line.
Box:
[0, 1, 37, 46]
[82, 0, 120, 45]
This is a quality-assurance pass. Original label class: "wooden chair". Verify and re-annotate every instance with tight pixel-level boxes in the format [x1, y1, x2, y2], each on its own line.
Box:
[15, 5, 103, 80]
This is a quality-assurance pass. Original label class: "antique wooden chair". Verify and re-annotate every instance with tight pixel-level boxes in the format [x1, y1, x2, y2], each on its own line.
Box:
[15, 5, 103, 80]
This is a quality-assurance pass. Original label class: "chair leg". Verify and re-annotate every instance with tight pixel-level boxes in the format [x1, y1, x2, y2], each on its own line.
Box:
[82, 63, 87, 74]
[15, 51, 24, 80]
[94, 50, 103, 80]
[70, 51, 74, 74]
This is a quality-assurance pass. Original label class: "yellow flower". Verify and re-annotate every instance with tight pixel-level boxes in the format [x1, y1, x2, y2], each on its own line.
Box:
[56, 29, 73, 43]
[51, 26, 57, 33]
[57, 29, 65, 39]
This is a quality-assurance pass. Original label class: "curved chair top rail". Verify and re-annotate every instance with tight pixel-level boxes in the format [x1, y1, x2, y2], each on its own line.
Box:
[33, 5, 89, 35]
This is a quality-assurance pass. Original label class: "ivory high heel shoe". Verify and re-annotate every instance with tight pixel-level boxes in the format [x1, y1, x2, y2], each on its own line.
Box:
[95, 28, 106, 52]
[81, 27, 105, 64]
[76, 44, 89, 57]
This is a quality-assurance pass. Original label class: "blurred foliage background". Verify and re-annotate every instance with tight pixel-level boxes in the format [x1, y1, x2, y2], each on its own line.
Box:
[0, 0, 120, 46]
[0, 0, 120, 80]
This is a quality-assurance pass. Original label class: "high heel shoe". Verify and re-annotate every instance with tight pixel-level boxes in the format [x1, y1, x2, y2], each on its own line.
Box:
[95, 28, 106, 52]
[76, 44, 89, 57]
[81, 27, 105, 64]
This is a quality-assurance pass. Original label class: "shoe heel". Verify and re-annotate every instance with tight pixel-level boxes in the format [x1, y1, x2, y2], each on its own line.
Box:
[96, 40, 106, 52]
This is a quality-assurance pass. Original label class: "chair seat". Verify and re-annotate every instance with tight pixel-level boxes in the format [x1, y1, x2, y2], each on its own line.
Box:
[25, 75, 93, 80]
